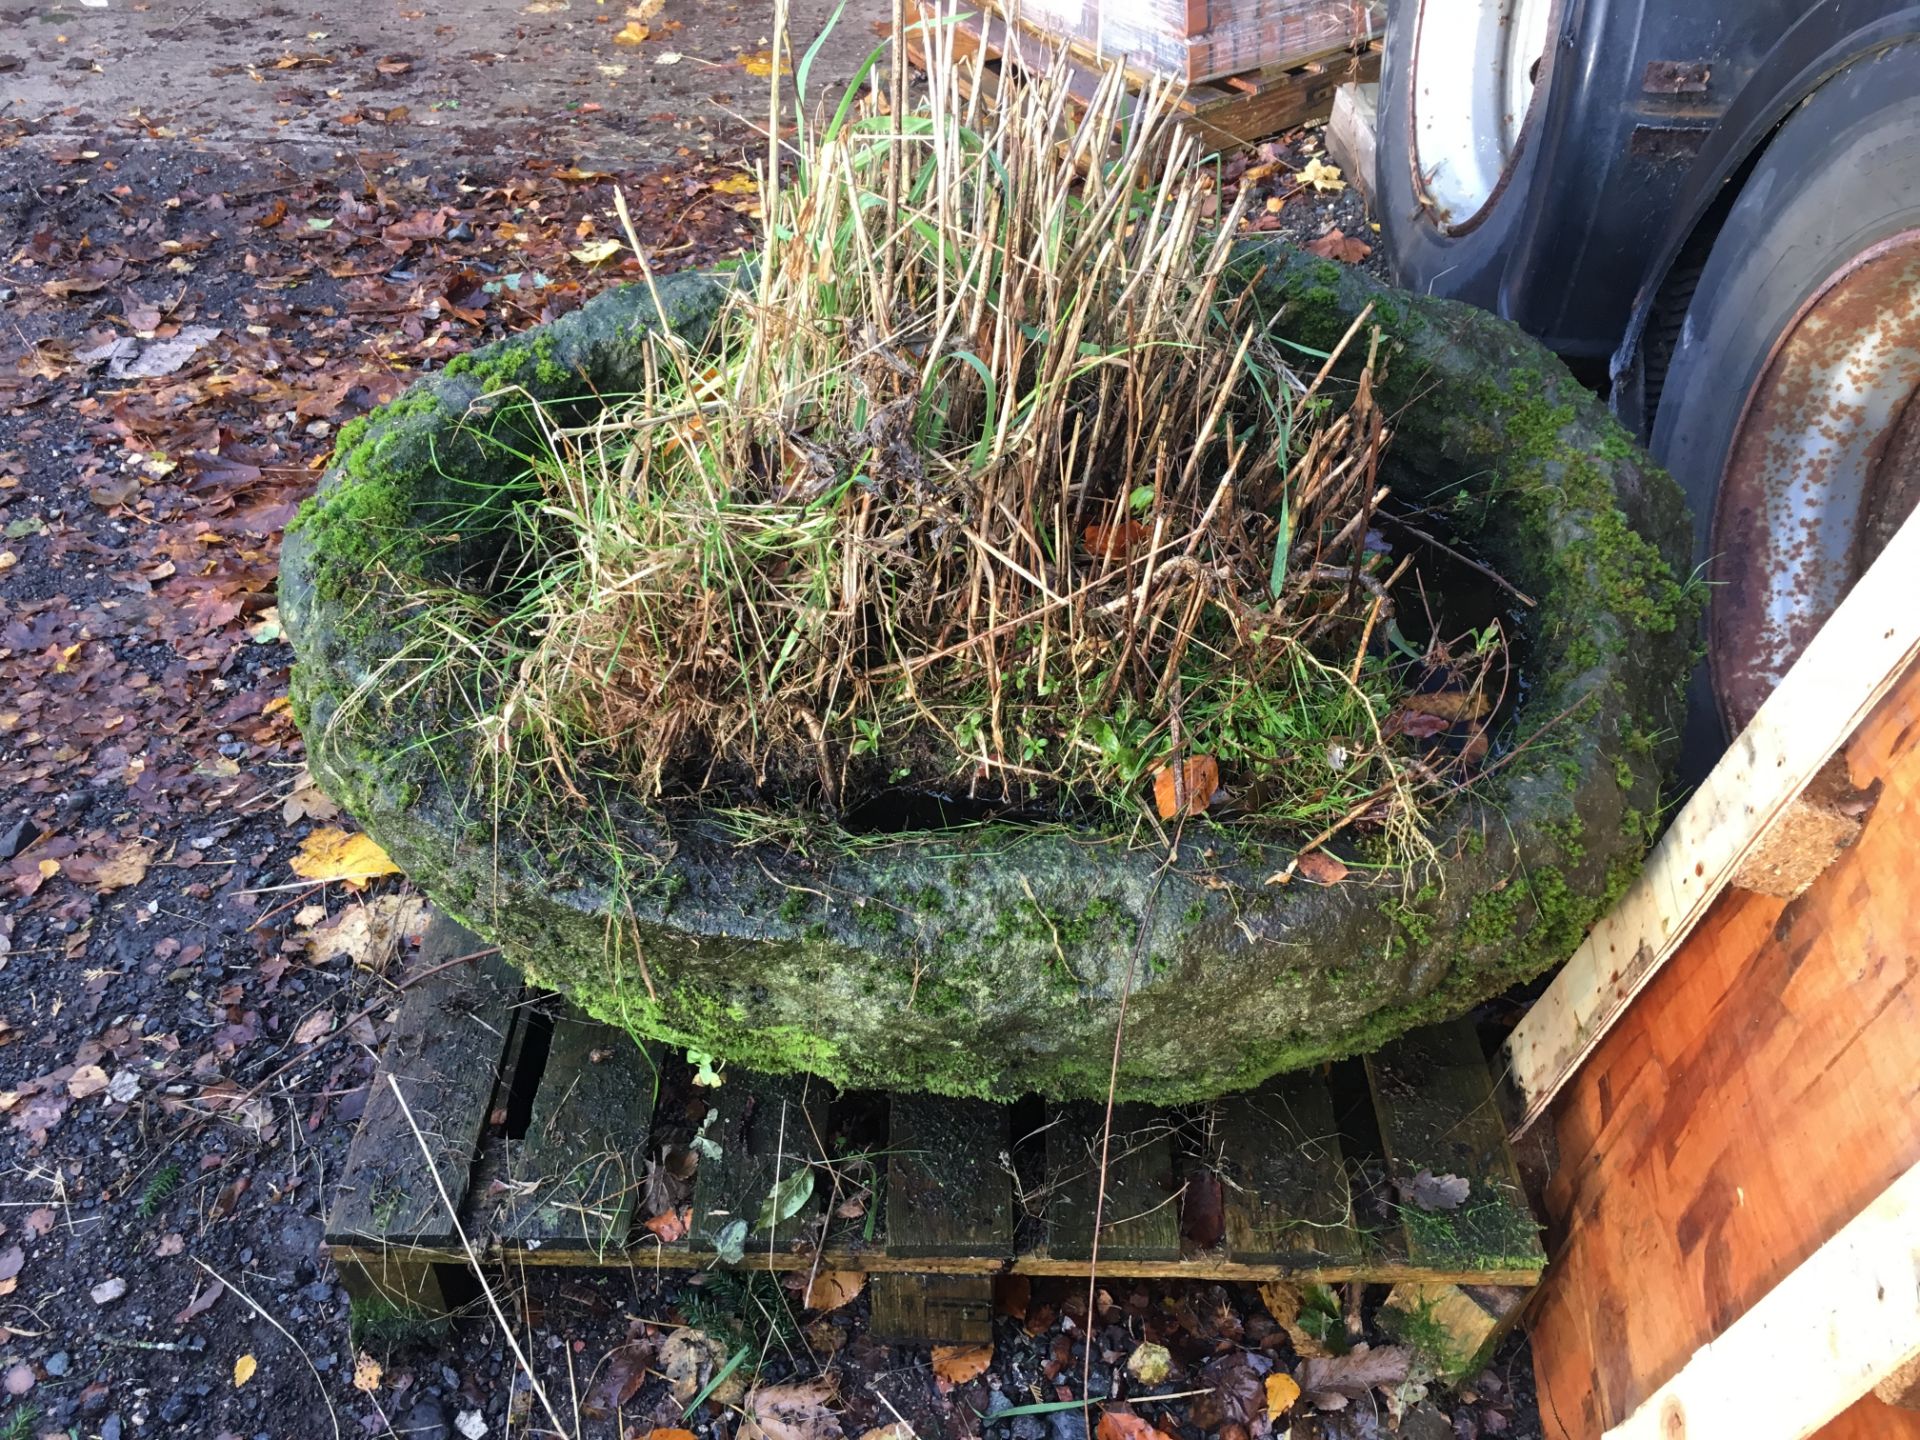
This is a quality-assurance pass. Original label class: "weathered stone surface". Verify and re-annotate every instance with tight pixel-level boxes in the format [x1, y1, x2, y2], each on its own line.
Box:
[279, 246, 1697, 1102]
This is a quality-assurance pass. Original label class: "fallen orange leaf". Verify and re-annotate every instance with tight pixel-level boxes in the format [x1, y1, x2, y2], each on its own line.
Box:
[643, 1205, 691, 1242]
[1084, 517, 1148, 559]
[931, 1342, 992, 1387]
[1095, 1408, 1161, 1440]
[1152, 753, 1219, 820]
[799, 1268, 865, 1311]
[1292, 850, 1349, 886]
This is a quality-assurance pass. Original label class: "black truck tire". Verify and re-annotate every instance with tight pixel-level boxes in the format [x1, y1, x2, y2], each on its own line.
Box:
[1375, 0, 1561, 311]
[1649, 41, 1920, 770]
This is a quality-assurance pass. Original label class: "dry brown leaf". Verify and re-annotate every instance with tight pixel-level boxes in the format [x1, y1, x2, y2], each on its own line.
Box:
[614, 21, 650, 44]
[233, 1353, 257, 1387]
[68, 1065, 111, 1099]
[583, 1339, 654, 1417]
[88, 838, 153, 892]
[798, 1268, 865, 1311]
[1296, 1342, 1413, 1399]
[1397, 1168, 1470, 1211]
[1293, 850, 1349, 886]
[1400, 688, 1491, 722]
[1305, 229, 1372, 264]
[352, 1352, 383, 1392]
[662, 1328, 738, 1406]
[931, 1342, 992, 1387]
[739, 1378, 843, 1440]
[1095, 1408, 1161, 1440]
[292, 1008, 335, 1045]
[290, 828, 401, 885]
[1152, 753, 1219, 820]
[283, 768, 340, 824]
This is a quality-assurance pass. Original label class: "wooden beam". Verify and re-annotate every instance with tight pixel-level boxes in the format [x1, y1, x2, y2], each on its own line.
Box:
[1605, 1159, 1920, 1440]
[1504, 506, 1920, 1133]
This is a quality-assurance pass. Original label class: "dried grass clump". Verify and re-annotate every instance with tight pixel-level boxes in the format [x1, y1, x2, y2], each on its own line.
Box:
[456, 7, 1499, 857]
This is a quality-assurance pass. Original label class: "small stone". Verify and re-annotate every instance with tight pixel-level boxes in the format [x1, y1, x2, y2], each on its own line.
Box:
[1125, 1341, 1172, 1387]
[0, 816, 41, 862]
[102, 1417, 124, 1440]
[44, 1351, 69, 1377]
[454, 1411, 488, 1439]
[91, 1276, 128, 1305]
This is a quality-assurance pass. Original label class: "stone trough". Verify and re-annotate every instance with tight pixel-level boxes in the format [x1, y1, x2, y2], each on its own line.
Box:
[280, 243, 1696, 1103]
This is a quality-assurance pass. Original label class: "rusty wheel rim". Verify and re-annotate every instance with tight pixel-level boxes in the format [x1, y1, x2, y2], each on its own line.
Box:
[1710, 228, 1920, 733]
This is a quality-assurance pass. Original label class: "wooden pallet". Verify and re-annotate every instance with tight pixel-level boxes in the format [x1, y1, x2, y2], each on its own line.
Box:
[328, 915, 1543, 1342]
[907, 3, 1381, 151]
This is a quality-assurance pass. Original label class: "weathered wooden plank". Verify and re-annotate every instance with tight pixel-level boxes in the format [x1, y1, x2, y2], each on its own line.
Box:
[1366, 1021, 1544, 1275]
[499, 1009, 663, 1251]
[885, 1094, 1013, 1257]
[869, 1274, 995, 1345]
[1605, 1161, 1920, 1440]
[329, 1235, 1548, 1285]
[1045, 1102, 1181, 1262]
[1505, 507, 1920, 1133]
[328, 914, 519, 1247]
[688, 1068, 829, 1255]
[1530, 657, 1920, 1437]
[1208, 1072, 1357, 1264]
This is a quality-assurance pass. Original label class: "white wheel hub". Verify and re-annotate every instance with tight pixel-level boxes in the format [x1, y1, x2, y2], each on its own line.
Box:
[1410, 0, 1556, 228]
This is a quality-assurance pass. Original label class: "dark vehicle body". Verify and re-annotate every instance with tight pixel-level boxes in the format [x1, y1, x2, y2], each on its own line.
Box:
[1377, 0, 1920, 761]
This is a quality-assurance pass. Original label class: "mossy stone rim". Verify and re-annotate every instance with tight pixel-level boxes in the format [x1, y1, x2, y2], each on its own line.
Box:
[279, 243, 1697, 1103]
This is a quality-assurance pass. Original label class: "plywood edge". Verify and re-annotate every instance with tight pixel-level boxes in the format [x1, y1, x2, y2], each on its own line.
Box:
[1604, 1159, 1920, 1440]
[1504, 506, 1920, 1134]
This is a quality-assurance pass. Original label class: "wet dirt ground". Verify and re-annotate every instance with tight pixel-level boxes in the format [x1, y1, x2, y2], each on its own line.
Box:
[0, 5, 1513, 1438]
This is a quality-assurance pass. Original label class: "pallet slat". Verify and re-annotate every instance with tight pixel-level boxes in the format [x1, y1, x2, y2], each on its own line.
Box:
[328, 915, 518, 1248]
[1211, 1072, 1358, 1264]
[1045, 1102, 1182, 1263]
[1366, 1022, 1545, 1275]
[500, 1012, 663, 1251]
[689, 1067, 830, 1254]
[885, 1094, 1014, 1256]
[869, 1095, 1012, 1343]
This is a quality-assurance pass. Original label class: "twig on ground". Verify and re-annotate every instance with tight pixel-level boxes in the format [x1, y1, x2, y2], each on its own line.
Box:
[387, 1073, 575, 1440]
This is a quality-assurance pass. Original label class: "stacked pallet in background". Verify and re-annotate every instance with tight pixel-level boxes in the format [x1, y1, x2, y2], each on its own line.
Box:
[908, 2, 1381, 149]
[1010, 0, 1379, 87]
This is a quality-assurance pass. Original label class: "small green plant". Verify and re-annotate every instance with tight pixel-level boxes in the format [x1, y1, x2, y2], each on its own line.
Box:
[679, 1269, 799, 1355]
[349, 1294, 450, 1350]
[137, 1163, 183, 1218]
[0, 1403, 41, 1440]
